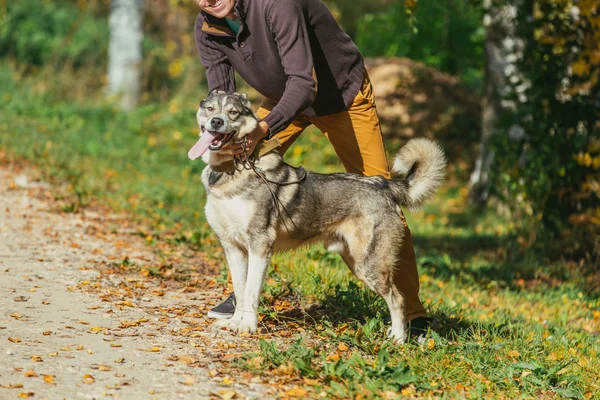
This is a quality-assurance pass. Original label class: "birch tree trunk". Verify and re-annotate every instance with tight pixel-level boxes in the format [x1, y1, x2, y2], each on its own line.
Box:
[469, 0, 523, 204]
[108, 0, 144, 112]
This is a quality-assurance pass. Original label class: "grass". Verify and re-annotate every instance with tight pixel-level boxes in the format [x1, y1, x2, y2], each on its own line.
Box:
[1, 63, 599, 398]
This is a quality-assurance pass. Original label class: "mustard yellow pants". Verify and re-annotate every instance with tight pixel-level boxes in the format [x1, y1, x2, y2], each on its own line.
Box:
[257, 72, 426, 322]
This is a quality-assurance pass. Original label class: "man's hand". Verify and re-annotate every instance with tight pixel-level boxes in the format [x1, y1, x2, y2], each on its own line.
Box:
[232, 120, 270, 158]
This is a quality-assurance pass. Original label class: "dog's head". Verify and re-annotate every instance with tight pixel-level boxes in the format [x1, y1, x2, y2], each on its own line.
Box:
[188, 90, 258, 165]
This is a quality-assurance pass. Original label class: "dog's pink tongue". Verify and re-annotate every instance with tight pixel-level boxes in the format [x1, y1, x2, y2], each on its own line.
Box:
[188, 132, 216, 160]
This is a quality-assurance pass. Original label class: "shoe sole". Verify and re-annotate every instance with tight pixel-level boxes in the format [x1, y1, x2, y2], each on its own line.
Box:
[207, 310, 233, 319]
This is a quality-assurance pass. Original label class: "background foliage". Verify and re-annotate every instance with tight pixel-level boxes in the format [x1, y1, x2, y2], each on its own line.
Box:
[490, 0, 599, 260]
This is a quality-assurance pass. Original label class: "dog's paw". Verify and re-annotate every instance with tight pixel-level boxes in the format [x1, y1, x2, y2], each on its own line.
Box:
[387, 327, 408, 344]
[211, 318, 240, 332]
[237, 319, 258, 334]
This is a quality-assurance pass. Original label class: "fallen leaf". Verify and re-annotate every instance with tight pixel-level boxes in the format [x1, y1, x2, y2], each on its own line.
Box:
[178, 355, 196, 364]
[427, 338, 435, 350]
[43, 375, 55, 385]
[141, 346, 161, 352]
[42, 331, 52, 336]
[10, 313, 22, 320]
[17, 393, 34, 398]
[218, 389, 237, 400]
[508, 350, 521, 358]
[181, 375, 195, 385]
[24, 369, 37, 378]
[222, 377, 233, 385]
[41, 300, 50, 305]
[75, 345, 84, 351]
[326, 353, 340, 362]
[0, 383, 24, 389]
[60, 346, 71, 351]
[110, 344, 122, 348]
[285, 386, 308, 397]
[48, 352, 58, 357]
[98, 365, 112, 371]
[8, 337, 21, 343]
[30, 356, 43, 362]
[82, 374, 95, 384]
[337, 342, 349, 352]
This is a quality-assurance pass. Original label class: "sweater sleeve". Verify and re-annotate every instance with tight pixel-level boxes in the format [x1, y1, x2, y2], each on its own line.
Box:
[261, 0, 317, 136]
[194, 18, 236, 94]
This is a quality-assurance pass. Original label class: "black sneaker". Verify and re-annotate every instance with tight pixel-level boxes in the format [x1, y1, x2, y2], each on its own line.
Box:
[207, 293, 236, 319]
[409, 316, 434, 344]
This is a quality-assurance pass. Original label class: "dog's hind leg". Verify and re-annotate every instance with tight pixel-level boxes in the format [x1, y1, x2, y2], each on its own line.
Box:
[342, 225, 408, 344]
[237, 249, 272, 334]
[212, 242, 248, 332]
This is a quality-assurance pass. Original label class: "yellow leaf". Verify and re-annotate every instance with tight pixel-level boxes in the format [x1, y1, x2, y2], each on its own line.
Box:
[142, 346, 162, 352]
[60, 346, 71, 351]
[8, 337, 21, 343]
[30, 356, 43, 362]
[23, 369, 37, 378]
[178, 355, 196, 364]
[43, 375, 55, 384]
[222, 377, 233, 385]
[285, 386, 308, 397]
[427, 338, 435, 350]
[82, 374, 95, 384]
[218, 389, 237, 400]
[337, 342, 349, 352]
[18, 393, 35, 398]
[508, 350, 521, 358]
[98, 365, 112, 371]
[181, 375, 196, 386]
[42, 331, 52, 336]
[0, 383, 24, 389]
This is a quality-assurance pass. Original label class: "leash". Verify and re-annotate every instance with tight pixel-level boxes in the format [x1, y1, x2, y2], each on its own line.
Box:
[236, 137, 307, 217]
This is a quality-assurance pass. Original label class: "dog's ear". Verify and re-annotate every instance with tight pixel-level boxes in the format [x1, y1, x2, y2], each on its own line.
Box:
[232, 92, 251, 108]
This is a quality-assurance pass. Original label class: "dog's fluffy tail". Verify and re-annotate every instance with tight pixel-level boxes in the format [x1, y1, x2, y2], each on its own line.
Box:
[390, 138, 447, 212]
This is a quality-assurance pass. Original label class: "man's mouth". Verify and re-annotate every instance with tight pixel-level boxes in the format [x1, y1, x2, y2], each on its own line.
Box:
[204, 126, 235, 151]
[207, 0, 224, 10]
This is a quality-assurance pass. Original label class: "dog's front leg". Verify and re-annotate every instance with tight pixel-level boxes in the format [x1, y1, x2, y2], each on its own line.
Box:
[212, 243, 247, 331]
[237, 250, 272, 334]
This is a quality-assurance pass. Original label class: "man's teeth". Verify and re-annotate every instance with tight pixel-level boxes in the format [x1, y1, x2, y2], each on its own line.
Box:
[210, 0, 223, 7]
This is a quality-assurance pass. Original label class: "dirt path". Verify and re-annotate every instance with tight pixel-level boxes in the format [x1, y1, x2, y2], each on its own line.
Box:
[0, 164, 274, 399]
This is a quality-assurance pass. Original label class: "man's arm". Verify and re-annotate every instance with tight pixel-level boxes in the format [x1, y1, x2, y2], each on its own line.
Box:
[194, 19, 236, 94]
[261, 0, 317, 136]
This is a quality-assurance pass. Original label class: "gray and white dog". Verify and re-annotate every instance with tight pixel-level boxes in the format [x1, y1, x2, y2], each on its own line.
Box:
[188, 90, 446, 343]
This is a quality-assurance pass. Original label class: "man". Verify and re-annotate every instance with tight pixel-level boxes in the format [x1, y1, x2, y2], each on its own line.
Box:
[194, 0, 430, 335]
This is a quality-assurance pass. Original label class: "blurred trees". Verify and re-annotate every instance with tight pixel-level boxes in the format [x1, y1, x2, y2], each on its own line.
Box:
[489, 0, 599, 261]
[108, 0, 144, 111]
[469, 0, 523, 204]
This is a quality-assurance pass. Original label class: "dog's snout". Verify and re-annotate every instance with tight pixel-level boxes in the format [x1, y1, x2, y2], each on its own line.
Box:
[211, 117, 224, 129]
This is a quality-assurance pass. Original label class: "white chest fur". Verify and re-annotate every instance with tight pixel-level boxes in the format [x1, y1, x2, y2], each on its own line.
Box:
[205, 195, 255, 245]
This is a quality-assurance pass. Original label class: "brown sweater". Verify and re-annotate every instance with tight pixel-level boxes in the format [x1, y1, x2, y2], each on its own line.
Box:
[194, 0, 365, 135]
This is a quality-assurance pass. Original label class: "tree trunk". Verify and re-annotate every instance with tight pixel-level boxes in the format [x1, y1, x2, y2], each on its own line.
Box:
[108, 0, 144, 112]
[469, 0, 521, 204]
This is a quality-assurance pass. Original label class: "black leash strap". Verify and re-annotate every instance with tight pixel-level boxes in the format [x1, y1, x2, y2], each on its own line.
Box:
[235, 138, 306, 216]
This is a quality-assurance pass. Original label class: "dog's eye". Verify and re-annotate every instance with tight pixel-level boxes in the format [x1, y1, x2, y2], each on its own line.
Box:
[206, 106, 214, 112]
[229, 110, 239, 116]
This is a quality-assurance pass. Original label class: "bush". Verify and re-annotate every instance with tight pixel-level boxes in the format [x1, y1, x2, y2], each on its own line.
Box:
[0, 0, 109, 69]
[490, 0, 599, 263]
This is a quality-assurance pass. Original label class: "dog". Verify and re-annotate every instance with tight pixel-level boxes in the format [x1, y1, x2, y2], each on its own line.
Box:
[188, 90, 446, 343]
